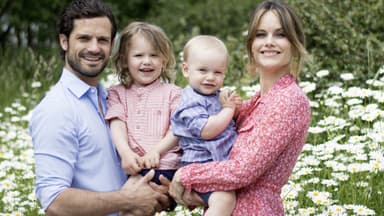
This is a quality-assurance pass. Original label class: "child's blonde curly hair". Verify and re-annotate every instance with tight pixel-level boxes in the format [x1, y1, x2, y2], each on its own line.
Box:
[113, 21, 176, 87]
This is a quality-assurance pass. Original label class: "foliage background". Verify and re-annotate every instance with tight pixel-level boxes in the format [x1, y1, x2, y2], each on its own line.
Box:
[1, 0, 383, 110]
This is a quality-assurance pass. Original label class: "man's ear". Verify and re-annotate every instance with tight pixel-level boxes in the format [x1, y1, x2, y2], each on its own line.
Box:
[59, 34, 68, 51]
[181, 62, 189, 78]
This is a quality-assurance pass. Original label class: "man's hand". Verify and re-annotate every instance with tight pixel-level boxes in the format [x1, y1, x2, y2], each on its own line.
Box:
[119, 170, 168, 215]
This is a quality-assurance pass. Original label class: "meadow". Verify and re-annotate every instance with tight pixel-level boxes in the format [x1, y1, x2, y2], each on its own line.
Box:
[0, 48, 383, 216]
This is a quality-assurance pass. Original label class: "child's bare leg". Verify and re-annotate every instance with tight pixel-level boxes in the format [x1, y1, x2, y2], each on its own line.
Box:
[204, 191, 236, 216]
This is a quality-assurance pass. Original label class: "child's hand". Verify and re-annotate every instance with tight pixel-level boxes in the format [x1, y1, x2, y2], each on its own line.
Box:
[232, 92, 243, 118]
[220, 88, 238, 110]
[121, 152, 142, 175]
[139, 151, 160, 169]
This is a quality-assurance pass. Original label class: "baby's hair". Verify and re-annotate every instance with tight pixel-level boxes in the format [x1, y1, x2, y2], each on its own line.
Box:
[183, 35, 228, 62]
[114, 21, 176, 87]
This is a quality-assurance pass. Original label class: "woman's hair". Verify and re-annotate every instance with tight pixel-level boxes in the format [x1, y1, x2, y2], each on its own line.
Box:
[246, 0, 307, 78]
[113, 21, 176, 87]
[57, 0, 116, 61]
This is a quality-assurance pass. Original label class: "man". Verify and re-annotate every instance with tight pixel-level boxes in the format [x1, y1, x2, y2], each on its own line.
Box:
[29, 0, 168, 215]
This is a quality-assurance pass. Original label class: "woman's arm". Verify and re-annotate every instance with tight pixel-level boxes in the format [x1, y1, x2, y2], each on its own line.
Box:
[180, 95, 310, 193]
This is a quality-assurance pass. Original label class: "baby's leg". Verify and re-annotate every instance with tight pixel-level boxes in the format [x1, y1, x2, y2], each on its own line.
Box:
[204, 191, 236, 216]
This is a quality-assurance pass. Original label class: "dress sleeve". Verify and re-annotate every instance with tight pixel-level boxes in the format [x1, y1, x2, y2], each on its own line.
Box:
[180, 94, 310, 193]
[105, 85, 126, 122]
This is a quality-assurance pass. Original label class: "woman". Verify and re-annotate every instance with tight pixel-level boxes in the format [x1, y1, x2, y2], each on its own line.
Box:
[169, 1, 311, 215]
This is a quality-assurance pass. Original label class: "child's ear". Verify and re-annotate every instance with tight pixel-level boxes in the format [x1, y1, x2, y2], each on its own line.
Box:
[181, 62, 189, 78]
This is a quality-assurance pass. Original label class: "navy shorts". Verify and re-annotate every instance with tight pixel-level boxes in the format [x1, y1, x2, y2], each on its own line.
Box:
[139, 169, 177, 184]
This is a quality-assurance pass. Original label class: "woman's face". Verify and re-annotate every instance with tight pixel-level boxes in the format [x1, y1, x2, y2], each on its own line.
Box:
[251, 10, 292, 75]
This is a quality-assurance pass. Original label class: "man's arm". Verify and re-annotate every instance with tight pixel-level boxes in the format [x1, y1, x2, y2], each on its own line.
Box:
[46, 170, 168, 216]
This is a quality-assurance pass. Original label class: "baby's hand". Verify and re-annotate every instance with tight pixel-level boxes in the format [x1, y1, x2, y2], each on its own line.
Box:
[231, 92, 243, 117]
[220, 88, 238, 110]
[121, 152, 142, 175]
[139, 151, 160, 169]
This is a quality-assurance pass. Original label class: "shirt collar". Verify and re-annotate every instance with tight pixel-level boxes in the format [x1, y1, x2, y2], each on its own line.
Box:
[186, 85, 219, 97]
[131, 79, 161, 95]
[60, 68, 106, 99]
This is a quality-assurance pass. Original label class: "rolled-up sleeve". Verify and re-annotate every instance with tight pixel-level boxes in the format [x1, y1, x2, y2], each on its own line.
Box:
[30, 100, 78, 210]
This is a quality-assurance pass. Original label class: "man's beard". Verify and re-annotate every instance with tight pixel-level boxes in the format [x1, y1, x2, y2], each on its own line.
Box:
[67, 51, 107, 78]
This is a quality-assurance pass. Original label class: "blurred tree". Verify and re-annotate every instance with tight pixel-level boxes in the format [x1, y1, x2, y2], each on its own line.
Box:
[0, 0, 70, 52]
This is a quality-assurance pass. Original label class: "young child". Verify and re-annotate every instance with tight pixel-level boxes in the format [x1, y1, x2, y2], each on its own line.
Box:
[105, 22, 181, 188]
[171, 35, 241, 216]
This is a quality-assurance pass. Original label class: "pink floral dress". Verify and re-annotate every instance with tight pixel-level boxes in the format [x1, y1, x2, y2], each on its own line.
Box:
[180, 74, 311, 215]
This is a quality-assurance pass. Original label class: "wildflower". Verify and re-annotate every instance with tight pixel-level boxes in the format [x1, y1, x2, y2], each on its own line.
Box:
[299, 81, 316, 93]
[340, 73, 354, 81]
[347, 163, 366, 173]
[316, 69, 330, 78]
[346, 98, 363, 106]
[307, 190, 331, 206]
[366, 79, 384, 87]
[351, 205, 375, 215]
[327, 85, 344, 95]
[309, 100, 319, 108]
[31, 81, 42, 88]
[283, 200, 298, 210]
[298, 207, 316, 216]
[327, 205, 346, 216]
[331, 172, 349, 181]
[324, 98, 342, 108]
[308, 126, 326, 134]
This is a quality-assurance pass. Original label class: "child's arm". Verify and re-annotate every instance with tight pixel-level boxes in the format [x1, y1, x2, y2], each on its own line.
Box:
[139, 131, 179, 169]
[109, 118, 142, 175]
[200, 93, 238, 140]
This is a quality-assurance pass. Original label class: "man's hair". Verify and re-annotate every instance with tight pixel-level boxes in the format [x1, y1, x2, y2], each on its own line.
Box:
[57, 0, 117, 60]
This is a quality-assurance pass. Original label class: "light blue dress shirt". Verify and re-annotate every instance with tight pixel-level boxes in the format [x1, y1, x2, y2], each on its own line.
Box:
[29, 69, 126, 215]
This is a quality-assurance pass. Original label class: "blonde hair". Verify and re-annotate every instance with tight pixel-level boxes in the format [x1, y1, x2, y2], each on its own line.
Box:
[183, 35, 228, 62]
[246, 0, 307, 78]
[113, 21, 176, 87]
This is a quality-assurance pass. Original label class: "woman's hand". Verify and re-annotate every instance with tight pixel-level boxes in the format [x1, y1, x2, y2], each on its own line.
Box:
[167, 169, 204, 207]
[167, 170, 185, 204]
